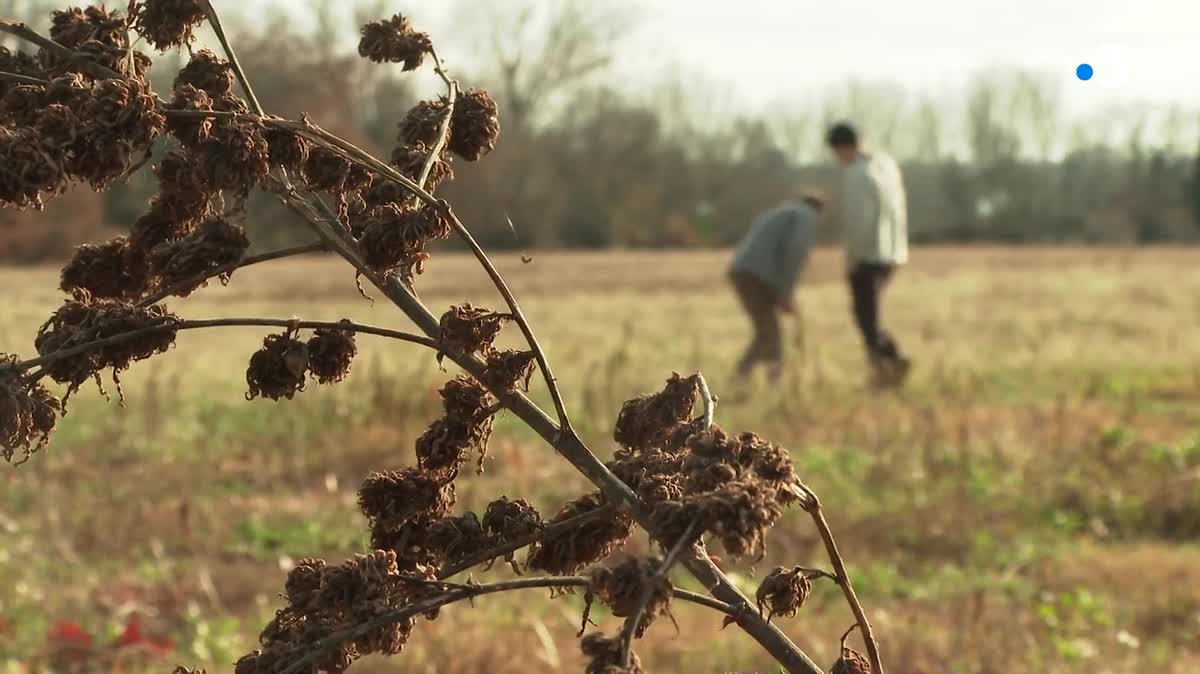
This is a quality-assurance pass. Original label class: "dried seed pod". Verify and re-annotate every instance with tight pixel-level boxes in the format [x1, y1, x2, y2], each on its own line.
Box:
[264, 126, 310, 171]
[425, 512, 489, 567]
[614, 373, 700, 452]
[174, 49, 234, 98]
[302, 146, 352, 193]
[368, 517, 444, 571]
[283, 558, 327, 610]
[164, 83, 215, 147]
[34, 103, 84, 150]
[755, 566, 813, 621]
[195, 118, 271, 197]
[589, 557, 673, 637]
[64, 135, 132, 192]
[482, 497, 543, 542]
[85, 77, 166, 150]
[0, 127, 68, 210]
[149, 217, 250, 296]
[359, 203, 449, 280]
[50, 6, 128, 50]
[134, 0, 208, 51]
[357, 14, 432, 70]
[482, 349, 536, 393]
[738, 432, 805, 507]
[449, 89, 500, 161]
[416, 376, 496, 472]
[361, 179, 409, 210]
[245, 330, 309, 401]
[33, 300, 178, 394]
[0, 83, 46, 127]
[580, 632, 644, 674]
[414, 418, 474, 473]
[307, 323, 357, 385]
[396, 99, 446, 148]
[528, 492, 632, 575]
[390, 142, 453, 191]
[606, 447, 684, 501]
[1, 355, 62, 464]
[437, 304, 509, 359]
[60, 236, 152, 300]
[831, 647, 871, 674]
[358, 467, 456, 530]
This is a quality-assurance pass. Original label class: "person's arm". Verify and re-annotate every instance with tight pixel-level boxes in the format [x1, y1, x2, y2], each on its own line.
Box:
[843, 167, 881, 263]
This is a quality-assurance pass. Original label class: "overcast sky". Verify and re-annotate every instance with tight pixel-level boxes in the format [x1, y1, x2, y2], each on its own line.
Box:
[237, 0, 1197, 118]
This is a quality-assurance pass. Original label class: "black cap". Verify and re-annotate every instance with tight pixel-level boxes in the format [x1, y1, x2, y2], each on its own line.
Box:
[826, 121, 858, 148]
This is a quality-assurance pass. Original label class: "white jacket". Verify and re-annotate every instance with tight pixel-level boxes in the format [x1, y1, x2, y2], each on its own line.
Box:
[841, 151, 908, 266]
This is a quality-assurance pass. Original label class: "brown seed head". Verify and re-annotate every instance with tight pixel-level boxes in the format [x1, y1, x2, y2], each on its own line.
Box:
[245, 330, 309, 401]
[437, 304, 509, 359]
[390, 142, 454, 192]
[397, 99, 446, 148]
[482, 497, 543, 542]
[33, 300, 178, 392]
[50, 6, 128, 50]
[580, 632, 645, 674]
[358, 204, 450, 280]
[614, 373, 700, 452]
[134, 0, 209, 51]
[1, 355, 62, 464]
[164, 83, 215, 147]
[175, 49, 234, 98]
[264, 126, 310, 172]
[482, 349, 537, 393]
[528, 492, 632, 575]
[449, 89, 500, 161]
[195, 118, 270, 198]
[358, 467, 456, 530]
[755, 566, 813, 621]
[425, 512, 489, 567]
[0, 127, 68, 210]
[589, 557, 673, 637]
[60, 236, 152, 300]
[357, 14, 432, 70]
[149, 217, 250, 296]
[306, 323, 357, 385]
[831, 647, 871, 674]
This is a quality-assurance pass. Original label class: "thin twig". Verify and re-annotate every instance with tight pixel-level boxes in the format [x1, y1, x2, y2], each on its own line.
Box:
[800, 483, 884, 674]
[419, 48, 457, 192]
[0, 20, 119, 80]
[137, 241, 326, 307]
[620, 517, 703, 666]
[0, 70, 48, 86]
[278, 576, 738, 674]
[438, 504, 618, 580]
[695, 371, 715, 429]
[199, 1, 264, 116]
[17, 318, 437, 372]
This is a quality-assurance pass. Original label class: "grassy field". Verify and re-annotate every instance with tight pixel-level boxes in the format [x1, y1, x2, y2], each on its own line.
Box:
[2, 246, 1199, 674]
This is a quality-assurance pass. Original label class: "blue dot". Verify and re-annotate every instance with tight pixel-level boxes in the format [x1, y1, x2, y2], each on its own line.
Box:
[1076, 63, 1094, 80]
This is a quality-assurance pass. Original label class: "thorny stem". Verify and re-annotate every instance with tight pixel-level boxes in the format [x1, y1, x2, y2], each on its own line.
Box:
[136, 241, 327, 307]
[278, 576, 739, 674]
[620, 517, 703, 667]
[16, 318, 437, 372]
[437, 504, 618, 580]
[800, 483, 884, 674]
[200, 1, 264, 117]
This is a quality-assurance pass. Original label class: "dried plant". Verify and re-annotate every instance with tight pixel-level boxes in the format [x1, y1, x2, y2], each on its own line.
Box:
[0, 5, 884, 673]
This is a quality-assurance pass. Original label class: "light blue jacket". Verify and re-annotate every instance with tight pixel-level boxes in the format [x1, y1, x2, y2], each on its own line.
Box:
[729, 201, 816, 301]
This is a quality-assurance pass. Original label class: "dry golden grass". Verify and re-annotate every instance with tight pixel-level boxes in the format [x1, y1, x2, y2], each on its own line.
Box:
[1, 245, 1198, 674]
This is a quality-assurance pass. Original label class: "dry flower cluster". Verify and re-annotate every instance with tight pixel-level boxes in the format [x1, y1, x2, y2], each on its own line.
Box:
[0, 4, 881, 674]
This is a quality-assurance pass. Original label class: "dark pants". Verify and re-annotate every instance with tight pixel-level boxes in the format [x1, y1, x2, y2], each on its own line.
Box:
[848, 262, 902, 361]
[730, 271, 782, 380]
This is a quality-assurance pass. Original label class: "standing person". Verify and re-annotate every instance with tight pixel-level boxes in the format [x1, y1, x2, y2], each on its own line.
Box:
[727, 191, 823, 383]
[827, 121, 911, 387]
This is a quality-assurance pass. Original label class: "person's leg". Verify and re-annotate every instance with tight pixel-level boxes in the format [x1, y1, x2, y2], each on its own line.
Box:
[731, 272, 769, 378]
[871, 264, 900, 360]
[848, 264, 880, 354]
[761, 295, 783, 382]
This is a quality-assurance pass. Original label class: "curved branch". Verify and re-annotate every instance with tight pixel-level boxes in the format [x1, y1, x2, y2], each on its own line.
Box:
[0, 70, 49, 86]
[137, 241, 327, 307]
[278, 576, 738, 674]
[800, 483, 884, 674]
[0, 20, 119, 80]
[17, 318, 438, 372]
[419, 48, 457, 192]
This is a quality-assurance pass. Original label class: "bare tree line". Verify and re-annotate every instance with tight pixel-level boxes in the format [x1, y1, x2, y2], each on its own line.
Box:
[2, 0, 1198, 261]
